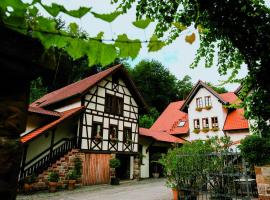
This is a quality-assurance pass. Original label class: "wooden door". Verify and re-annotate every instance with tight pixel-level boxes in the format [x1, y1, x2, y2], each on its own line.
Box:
[82, 153, 111, 185]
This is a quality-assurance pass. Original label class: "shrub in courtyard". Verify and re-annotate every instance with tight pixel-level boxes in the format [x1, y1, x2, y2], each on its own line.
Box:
[109, 158, 121, 185]
[48, 171, 59, 193]
[109, 158, 121, 168]
[239, 135, 270, 166]
[160, 136, 233, 199]
[73, 156, 82, 179]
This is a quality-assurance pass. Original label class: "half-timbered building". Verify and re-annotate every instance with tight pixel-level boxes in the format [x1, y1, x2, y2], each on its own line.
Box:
[20, 64, 147, 185]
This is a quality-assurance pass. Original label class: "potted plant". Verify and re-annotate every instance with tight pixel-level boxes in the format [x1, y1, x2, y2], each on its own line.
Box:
[73, 156, 82, 183]
[151, 152, 162, 178]
[66, 170, 77, 190]
[23, 173, 36, 193]
[211, 127, 219, 132]
[239, 135, 270, 199]
[109, 158, 121, 185]
[48, 171, 59, 192]
[94, 134, 102, 142]
[196, 107, 203, 111]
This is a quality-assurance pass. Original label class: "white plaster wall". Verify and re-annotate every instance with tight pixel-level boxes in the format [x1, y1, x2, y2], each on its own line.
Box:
[130, 156, 134, 179]
[140, 145, 150, 178]
[226, 130, 250, 143]
[54, 100, 81, 112]
[21, 115, 46, 137]
[187, 88, 227, 141]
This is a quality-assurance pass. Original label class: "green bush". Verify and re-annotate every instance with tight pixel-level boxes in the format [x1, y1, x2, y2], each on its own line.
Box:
[239, 135, 270, 166]
[48, 171, 59, 182]
[73, 157, 82, 178]
[66, 170, 77, 180]
[109, 158, 121, 168]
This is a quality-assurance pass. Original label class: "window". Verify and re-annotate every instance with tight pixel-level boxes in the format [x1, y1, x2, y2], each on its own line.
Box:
[123, 127, 132, 144]
[178, 121, 186, 127]
[105, 94, 123, 115]
[92, 122, 103, 138]
[194, 119, 200, 129]
[202, 118, 209, 128]
[109, 125, 118, 140]
[196, 97, 203, 108]
[211, 117, 219, 128]
[205, 96, 212, 107]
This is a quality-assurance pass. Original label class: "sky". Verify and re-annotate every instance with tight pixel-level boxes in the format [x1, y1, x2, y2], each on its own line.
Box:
[39, 0, 250, 91]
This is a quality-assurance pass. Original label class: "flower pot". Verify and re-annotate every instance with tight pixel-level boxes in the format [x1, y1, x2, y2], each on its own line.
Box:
[152, 173, 159, 178]
[68, 180, 76, 190]
[48, 182, 58, 192]
[24, 183, 32, 193]
[172, 188, 178, 200]
[110, 177, 120, 185]
[255, 165, 270, 199]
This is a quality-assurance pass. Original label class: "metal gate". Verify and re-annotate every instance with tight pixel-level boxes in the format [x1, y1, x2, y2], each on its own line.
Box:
[176, 152, 258, 200]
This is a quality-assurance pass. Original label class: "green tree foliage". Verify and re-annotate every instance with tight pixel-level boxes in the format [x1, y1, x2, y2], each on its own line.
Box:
[207, 82, 228, 94]
[115, 0, 270, 137]
[240, 135, 270, 166]
[176, 75, 193, 100]
[139, 107, 159, 128]
[29, 77, 48, 103]
[130, 60, 186, 112]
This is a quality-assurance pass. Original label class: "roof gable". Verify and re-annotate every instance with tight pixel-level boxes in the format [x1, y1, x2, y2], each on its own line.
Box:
[150, 100, 189, 135]
[180, 81, 235, 111]
[31, 64, 147, 110]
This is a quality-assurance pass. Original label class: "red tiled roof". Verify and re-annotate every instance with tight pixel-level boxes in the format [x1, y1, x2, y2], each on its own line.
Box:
[31, 65, 122, 108]
[150, 101, 189, 135]
[139, 128, 186, 143]
[28, 106, 61, 117]
[21, 106, 85, 143]
[223, 109, 249, 131]
[219, 92, 240, 104]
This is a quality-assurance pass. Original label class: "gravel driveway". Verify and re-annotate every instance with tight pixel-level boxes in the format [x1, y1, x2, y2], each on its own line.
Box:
[17, 178, 172, 200]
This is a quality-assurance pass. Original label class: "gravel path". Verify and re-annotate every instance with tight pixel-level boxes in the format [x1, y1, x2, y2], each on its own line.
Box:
[17, 178, 172, 200]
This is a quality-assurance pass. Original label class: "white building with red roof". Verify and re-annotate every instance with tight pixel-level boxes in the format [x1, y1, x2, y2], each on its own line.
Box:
[149, 80, 250, 148]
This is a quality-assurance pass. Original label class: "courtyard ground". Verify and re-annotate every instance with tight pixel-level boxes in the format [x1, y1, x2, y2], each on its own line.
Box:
[17, 178, 172, 200]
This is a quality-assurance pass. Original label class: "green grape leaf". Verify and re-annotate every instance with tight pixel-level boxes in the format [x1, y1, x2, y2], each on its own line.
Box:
[132, 18, 152, 29]
[86, 33, 117, 66]
[41, 3, 65, 17]
[147, 35, 165, 52]
[69, 23, 79, 35]
[0, 0, 28, 10]
[36, 16, 57, 32]
[115, 34, 141, 59]
[32, 32, 69, 49]
[67, 7, 91, 18]
[172, 22, 187, 31]
[91, 11, 122, 23]
[65, 39, 87, 60]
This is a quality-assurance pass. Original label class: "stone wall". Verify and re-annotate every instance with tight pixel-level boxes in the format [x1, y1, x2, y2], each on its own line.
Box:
[32, 149, 83, 190]
[255, 166, 270, 200]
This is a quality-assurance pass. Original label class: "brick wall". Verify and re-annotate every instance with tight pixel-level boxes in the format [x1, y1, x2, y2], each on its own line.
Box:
[255, 166, 270, 199]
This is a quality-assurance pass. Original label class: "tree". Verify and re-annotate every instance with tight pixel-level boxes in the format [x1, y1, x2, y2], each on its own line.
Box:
[176, 75, 193, 100]
[116, 0, 270, 137]
[206, 82, 228, 94]
[139, 107, 159, 128]
[130, 59, 179, 112]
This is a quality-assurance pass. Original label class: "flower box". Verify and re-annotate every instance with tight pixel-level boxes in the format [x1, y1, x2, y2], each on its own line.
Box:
[195, 107, 203, 111]
[94, 135, 102, 142]
[193, 129, 200, 134]
[211, 127, 219, 132]
[204, 105, 212, 110]
[202, 128, 209, 133]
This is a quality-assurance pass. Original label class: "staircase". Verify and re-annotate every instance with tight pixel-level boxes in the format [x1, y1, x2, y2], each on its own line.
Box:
[19, 138, 76, 182]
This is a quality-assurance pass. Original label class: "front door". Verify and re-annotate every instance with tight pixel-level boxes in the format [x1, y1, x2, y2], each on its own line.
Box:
[116, 154, 130, 180]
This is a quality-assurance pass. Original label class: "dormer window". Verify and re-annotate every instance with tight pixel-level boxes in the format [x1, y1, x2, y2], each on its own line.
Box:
[205, 96, 212, 107]
[196, 97, 203, 108]
[178, 121, 186, 127]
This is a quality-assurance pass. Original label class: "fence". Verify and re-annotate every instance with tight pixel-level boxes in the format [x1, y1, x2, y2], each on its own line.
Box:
[175, 152, 258, 200]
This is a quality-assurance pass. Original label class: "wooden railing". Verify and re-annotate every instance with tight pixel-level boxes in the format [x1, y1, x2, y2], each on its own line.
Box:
[19, 138, 76, 181]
